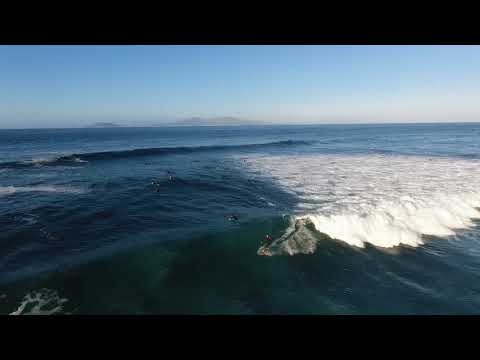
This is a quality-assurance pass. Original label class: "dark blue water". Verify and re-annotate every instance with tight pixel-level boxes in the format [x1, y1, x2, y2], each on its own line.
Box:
[2, 123, 480, 314]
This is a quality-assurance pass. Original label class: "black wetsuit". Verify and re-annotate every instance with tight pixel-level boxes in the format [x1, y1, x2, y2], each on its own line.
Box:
[264, 235, 273, 246]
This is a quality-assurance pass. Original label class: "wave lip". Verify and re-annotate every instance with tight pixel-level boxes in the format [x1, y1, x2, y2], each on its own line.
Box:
[0, 140, 310, 169]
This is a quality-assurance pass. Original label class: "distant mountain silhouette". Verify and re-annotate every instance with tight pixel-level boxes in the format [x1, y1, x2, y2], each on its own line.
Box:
[175, 117, 263, 126]
[87, 122, 121, 128]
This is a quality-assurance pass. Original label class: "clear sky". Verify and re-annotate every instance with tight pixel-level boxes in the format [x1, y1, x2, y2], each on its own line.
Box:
[1, 45, 480, 128]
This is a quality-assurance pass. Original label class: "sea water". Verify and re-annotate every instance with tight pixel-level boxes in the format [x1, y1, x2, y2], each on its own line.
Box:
[1, 123, 480, 314]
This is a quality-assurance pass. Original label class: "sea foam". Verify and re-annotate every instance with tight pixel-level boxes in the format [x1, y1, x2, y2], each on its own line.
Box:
[9, 289, 68, 315]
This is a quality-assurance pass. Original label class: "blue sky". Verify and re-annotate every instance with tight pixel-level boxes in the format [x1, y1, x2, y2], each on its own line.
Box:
[1, 45, 480, 128]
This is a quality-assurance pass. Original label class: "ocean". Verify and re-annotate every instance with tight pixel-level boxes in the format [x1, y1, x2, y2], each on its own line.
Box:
[1, 123, 480, 314]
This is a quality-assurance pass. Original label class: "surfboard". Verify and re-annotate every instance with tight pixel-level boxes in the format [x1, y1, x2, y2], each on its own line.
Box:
[257, 245, 272, 256]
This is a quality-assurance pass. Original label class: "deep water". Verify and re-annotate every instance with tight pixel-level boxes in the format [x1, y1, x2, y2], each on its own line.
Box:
[2, 123, 480, 314]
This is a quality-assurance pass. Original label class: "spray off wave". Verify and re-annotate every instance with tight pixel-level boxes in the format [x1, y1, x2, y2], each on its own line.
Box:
[244, 154, 480, 252]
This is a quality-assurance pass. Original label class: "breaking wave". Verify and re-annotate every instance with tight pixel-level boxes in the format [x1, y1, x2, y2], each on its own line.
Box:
[245, 153, 480, 252]
[299, 192, 480, 248]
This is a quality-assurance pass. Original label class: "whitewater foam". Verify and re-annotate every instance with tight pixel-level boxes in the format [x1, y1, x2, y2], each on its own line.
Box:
[243, 153, 480, 250]
[0, 185, 85, 197]
[9, 289, 68, 315]
[20, 158, 51, 166]
[258, 218, 320, 256]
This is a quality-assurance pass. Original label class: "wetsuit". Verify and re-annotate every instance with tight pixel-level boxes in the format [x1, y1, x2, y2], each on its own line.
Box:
[264, 234, 273, 246]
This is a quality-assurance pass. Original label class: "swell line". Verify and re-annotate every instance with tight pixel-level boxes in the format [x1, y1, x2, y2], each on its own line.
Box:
[0, 140, 310, 170]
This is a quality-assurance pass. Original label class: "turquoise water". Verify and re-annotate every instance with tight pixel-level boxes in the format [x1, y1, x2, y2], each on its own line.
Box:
[2, 123, 480, 314]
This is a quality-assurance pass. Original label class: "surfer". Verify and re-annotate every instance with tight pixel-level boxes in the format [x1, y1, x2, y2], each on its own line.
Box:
[151, 180, 162, 192]
[227, 214, 239, 222]
[264, 233, 273, 246]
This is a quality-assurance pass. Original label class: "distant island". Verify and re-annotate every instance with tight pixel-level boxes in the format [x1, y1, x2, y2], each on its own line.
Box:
[175, 117, 264, 126]
[87, 122, 121, 128]
[84, 118, 267, 128]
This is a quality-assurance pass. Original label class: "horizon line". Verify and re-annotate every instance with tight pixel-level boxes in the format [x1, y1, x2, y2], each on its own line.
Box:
[2, 121, 480, 130]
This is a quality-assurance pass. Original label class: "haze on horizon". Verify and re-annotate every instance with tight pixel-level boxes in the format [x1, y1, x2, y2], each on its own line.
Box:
[1, 45, 480, 129]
